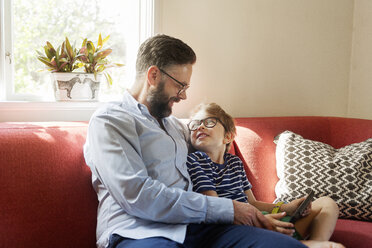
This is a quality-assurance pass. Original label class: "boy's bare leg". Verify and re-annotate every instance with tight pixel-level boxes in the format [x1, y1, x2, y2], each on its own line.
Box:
[294, 196, 345, 248]
[306, 196, 339, 240]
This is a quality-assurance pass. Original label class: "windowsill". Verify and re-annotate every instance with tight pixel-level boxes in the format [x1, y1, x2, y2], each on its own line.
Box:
[0, 101, 105, 122]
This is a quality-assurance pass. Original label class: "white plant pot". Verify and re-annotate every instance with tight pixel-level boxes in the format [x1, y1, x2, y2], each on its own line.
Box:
[51, 72, 102, 101]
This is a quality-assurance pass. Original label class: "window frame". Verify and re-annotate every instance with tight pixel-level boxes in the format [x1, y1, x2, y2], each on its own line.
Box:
[0, 0, 161, 122]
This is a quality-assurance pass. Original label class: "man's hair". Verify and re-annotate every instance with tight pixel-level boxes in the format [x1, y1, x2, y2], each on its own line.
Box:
[136, 34, 196, 76]
[190, 103, 236, 153]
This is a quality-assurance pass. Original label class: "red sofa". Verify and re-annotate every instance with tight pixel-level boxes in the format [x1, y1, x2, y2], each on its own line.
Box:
[1, 117, 371, 248]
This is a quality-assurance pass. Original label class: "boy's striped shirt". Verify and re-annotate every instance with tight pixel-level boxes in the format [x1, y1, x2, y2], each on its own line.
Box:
[186, 151, 252, 203]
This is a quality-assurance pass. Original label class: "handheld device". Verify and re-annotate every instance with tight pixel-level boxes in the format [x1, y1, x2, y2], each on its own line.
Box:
[289, 190, 315, 223]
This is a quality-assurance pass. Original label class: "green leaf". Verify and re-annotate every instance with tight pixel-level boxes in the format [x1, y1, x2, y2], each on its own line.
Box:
[82, 38, 87, 48]
[65, 37, 74, 59]
[88, 53, 94, 63]
[75, 62, 84, 69]
[79, 47, 88, 56]
[36, 50, 45, 57]
[55, 46, 60, 61]
[102, 35, 110, 45]
[46, 41, 54, 50]
[46, 41, 56, 55]
[98, 33, 103, 49]
[97, 48, 112, 60]
[79, 55, 89, 63]
[50, 57, 57, 67]
[60, 43, 65, 57]
[87, 41, 95, 54]
[37, 57, 54, 68]
[37, 55, 49, 61]
[58, 61, 68, 71]
[104, 72, 113, 85]
[96, 64, 105, 72]
[44, 45, 53, 60]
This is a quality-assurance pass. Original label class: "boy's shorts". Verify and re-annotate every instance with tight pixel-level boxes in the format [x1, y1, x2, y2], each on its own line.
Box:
[261, 211, 303, 240]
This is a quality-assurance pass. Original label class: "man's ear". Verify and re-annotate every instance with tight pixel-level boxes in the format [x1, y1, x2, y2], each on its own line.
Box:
[146, 66, 161, 86]
[223, 132, 234, 144]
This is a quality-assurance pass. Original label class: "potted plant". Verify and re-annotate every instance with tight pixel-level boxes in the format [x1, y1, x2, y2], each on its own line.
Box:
[36, 34, 123, 101]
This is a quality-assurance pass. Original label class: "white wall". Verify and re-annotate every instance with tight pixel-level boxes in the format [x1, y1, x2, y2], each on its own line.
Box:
[2, 0, 370, 122]
[348, 0, 372, 119]
[158, 0, 368, 119]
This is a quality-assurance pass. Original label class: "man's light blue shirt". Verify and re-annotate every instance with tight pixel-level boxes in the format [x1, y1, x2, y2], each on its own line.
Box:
[84, 91, 234, 248]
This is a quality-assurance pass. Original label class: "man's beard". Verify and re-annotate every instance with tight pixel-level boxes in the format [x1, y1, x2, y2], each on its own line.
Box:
[147, 81, 180, 119]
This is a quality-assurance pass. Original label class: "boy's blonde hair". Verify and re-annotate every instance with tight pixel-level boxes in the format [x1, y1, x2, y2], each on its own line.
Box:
[190, 103, 236, 153]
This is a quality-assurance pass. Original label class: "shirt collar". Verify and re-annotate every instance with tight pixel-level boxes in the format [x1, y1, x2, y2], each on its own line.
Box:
[122, 90, 169, 125]
[122, 90, 148, 115]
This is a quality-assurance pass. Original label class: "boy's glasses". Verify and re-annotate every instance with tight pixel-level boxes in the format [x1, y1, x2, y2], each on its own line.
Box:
[159, 68, 189, 95]
[188, 117, 222, 131]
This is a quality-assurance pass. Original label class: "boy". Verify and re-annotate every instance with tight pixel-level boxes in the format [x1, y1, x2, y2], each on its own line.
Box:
[186, 103, 344, 248]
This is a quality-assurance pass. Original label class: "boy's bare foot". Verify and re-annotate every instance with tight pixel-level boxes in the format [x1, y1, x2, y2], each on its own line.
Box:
[301, 240, 346, 248]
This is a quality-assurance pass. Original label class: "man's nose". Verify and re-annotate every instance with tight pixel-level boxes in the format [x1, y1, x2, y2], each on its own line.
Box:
[178, 90, 187, 100]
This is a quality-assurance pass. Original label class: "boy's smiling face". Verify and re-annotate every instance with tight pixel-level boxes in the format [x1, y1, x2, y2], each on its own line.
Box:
[190, 110, 228, 154]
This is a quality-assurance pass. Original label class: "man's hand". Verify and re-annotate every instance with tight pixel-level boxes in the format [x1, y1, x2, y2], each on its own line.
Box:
[264, 212, 295, 236]
[233, 200, 274, 230]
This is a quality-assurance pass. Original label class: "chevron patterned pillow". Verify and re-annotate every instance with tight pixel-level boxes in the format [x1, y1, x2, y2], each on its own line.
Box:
[274, 131, 372, 221]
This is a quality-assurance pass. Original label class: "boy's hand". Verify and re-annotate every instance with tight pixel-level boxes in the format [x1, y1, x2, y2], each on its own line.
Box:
[232, 200, 274, 230]
[282, 197, 312, 217]
[264, 212, 295, 236]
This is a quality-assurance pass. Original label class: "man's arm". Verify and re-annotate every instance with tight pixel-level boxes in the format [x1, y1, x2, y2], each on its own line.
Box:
[201, 189, 273, 229]
[200, 190, 219, 197]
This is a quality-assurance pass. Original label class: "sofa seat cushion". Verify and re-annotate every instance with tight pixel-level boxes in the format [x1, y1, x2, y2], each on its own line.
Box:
[0, 122, 97, 248]
[332, 219, 372, 248]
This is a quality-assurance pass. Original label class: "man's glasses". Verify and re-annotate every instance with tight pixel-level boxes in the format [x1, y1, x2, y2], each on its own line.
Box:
[188, 117, 225, 131]
[159, 68, 190, 95]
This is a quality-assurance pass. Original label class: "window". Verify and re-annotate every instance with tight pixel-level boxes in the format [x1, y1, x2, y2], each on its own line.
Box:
[0, 0, 161, 121]
[0, 0, 158, 121]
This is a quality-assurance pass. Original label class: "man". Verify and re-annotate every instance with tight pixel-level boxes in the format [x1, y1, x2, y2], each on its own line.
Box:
[84, 34, 306, 248]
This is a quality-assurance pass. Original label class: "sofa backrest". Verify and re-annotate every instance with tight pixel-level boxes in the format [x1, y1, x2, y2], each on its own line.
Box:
[0, 122, 97, 248]
[231, 116, 372, 203]
[2, 117, 371, 247]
